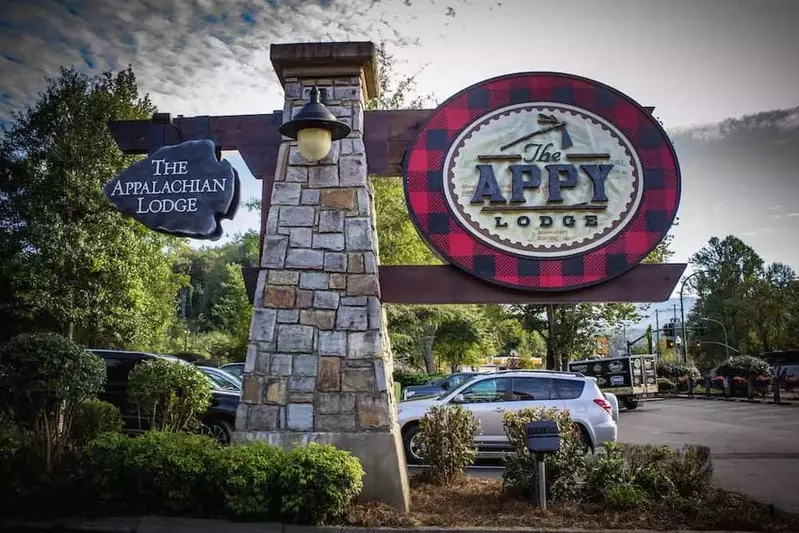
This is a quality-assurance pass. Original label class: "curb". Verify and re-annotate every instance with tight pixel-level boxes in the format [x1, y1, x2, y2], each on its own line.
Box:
[0, 517, 767, 533]
[660, 394, 795, 406]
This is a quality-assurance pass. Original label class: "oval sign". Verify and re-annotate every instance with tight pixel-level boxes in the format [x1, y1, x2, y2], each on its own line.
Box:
[404, 72, 680, 291]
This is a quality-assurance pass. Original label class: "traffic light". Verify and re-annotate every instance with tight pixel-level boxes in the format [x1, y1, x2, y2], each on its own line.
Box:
[666, 339, 674, 349]
[662, 322, 675, 338]
[695, 340, 702, 351]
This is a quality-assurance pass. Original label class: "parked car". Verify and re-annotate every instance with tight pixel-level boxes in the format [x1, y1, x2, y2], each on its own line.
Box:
[88, 349, 239, 444]
[397, 370, 617, 464]
[198, 365, 242, 392]
[401, 372, 481, 400]
[220, 362, 245, 379]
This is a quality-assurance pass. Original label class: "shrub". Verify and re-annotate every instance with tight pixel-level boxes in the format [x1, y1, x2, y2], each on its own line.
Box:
[418, 404, 480, 484]
[214, 441, 284, 520]
[657, 360, 700, 381]
[603, 483, 651, 510]
[657, 377, 676, 393]
[583, 442, 711, 508]
[0, 333, 106, 473]
[666, 444, 713, 497]
[502, 407, 587, 502]
[128, 358, 212, 432]
[393, 370, 442, 388]
[71, 399, 123, 448]
[716, 356, 770, 379]
[277, 442, 364, 525]
[86, 431, 220, 515]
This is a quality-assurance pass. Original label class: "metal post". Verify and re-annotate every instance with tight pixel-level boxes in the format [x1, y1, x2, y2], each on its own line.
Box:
[655, 310, 661, 356]
[537, 453, 547, 509]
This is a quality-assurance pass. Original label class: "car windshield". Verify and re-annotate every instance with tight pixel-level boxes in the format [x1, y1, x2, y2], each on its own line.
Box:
[200, 368, 242, 391]
[222, 364, 244, 378]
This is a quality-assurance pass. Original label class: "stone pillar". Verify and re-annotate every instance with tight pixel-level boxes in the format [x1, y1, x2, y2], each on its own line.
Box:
[235, 42, 410, 512]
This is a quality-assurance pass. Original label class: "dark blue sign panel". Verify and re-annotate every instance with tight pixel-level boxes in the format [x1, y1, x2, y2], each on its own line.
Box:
[104, 140, 239, 240]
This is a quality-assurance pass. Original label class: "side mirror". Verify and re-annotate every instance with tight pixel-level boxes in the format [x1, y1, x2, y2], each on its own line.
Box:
[451, 393, 465, 404]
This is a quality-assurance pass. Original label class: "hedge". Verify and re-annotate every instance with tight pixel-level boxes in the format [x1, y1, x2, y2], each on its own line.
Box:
[83, 432, 364, 524]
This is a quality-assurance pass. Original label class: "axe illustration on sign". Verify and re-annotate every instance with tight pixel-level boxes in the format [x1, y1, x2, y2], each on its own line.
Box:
[500, 113, 573, 151]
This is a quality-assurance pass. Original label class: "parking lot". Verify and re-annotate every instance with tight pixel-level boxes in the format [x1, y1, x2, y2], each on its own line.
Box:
[411, 399, 799, 513]
[619, 398, 799, 513]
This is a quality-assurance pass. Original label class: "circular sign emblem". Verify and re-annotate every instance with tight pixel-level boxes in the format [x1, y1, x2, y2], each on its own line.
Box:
[404, 72, 680, 291]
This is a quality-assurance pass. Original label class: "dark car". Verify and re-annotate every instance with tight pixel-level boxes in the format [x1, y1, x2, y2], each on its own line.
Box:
[89, 349, 239, 444]
[220, 362, 245, 379]
[401, 372, 480, 401]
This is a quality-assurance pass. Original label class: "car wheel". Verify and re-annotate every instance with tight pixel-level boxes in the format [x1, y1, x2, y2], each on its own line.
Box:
[576, 424, 594, 453]
[402, 424, 425, 465]
[201, 419, 233, 445]
[623, 397, 639, 410]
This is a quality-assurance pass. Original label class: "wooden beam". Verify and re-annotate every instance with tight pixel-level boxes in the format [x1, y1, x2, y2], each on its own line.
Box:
[243, 263, 686, 305]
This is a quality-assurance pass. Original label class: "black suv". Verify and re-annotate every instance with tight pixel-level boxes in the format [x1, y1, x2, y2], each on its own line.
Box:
[89, 349, 240, 444]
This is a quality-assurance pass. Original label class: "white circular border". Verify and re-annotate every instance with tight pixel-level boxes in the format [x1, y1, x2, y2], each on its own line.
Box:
[442, 102, 645, 259]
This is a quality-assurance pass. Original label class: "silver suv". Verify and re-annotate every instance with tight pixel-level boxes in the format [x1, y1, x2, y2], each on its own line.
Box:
[396, 370, 618, 464]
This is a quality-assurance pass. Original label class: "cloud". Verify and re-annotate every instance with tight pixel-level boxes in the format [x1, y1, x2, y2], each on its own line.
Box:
[0, 0, 464, 122]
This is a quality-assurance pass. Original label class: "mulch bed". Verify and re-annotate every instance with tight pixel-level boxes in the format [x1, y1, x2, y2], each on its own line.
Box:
[340, 475, 799, 532]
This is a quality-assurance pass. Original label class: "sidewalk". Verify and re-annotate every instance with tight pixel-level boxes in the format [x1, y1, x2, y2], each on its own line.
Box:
[660, 393, 795, 406]
[0, 515, 766, 533]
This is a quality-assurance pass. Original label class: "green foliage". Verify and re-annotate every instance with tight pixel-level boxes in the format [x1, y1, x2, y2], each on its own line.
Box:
[70, 399, 123, 448]
[0, 333, 106, 473]
[209, 263, 252, 361]
[85, 431, 220, 515]
[393, 370, 443, 388]
[418, 405, 480, 484]
[277, 442, 364, 525]
[657, 360, 701, 380]
[0, 67, 185, 347]
[433, 307, 495, 371]
[603, 484, 651, 510]
[689, 236, 799, 364]
[84, 434, 363, 523]
[502, 407, 587, 502]
[213, 441, 284, 520]
[582, 442, 713, 509]
[657, 377, 676, 392]
[716, 355, 770, 378]
[128, 358, 212, 432]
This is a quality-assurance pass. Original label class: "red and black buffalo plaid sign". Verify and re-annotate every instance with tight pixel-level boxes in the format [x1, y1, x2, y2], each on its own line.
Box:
[403, 72, 681, 292]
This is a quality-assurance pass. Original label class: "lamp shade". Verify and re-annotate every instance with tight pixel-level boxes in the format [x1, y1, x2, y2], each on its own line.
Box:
[279, 86, 351, 142]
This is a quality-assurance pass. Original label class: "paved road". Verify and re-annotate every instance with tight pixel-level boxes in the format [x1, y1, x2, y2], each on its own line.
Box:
[410, 399, 799, 513]
[619, 399, 799, 513]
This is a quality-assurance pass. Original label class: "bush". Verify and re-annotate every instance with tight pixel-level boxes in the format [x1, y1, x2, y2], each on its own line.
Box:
[583, 442, 712, 508]
[128, 358, 212, 432]
[393, 370, 442, 388]
[603, 483, 651, 510]
[657, 360, 700, 381]
[0, 333, 106, 474]
[86, 431, 220, 515]
[657, 377, 676, 393]
[213, 441, 284, 520]
[71, 399, 123, 448]
[667, 444, 713, 497]
[277, 442, 364, 525]
[502, 408, 587, 502]
[716, 356, 770, 379]
[418, 404, 480, 484]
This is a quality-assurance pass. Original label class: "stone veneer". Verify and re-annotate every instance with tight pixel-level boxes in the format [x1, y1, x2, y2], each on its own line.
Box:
[234, 59, 409, 511]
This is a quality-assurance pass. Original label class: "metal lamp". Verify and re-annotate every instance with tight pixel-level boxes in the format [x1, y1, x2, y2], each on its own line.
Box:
[279, 86, 351, 162]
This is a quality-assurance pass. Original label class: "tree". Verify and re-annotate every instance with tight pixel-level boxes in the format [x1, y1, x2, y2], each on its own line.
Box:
[0, 67, 185, 348]
[211, 263, 253, 361]
[687, 235, 799, 365]
[510, 235, 674, 369]
[433, 307, 494, 372]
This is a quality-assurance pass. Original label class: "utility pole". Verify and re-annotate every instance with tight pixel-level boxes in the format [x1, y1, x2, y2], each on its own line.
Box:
[654, 309, 661, 357]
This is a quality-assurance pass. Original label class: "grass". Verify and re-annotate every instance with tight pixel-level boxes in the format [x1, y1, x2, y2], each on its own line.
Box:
[340, 475, 799, 532]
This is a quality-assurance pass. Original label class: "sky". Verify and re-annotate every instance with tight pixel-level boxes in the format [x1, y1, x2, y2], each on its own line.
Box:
[2, 0, 798, 280]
